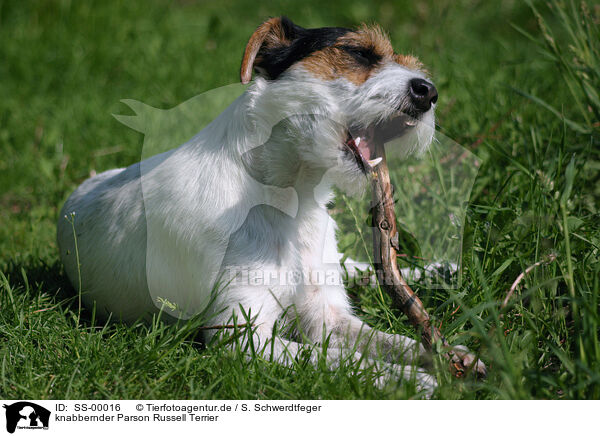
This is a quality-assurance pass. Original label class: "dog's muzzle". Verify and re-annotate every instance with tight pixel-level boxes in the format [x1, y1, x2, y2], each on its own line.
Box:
[344, 79, 437, 172]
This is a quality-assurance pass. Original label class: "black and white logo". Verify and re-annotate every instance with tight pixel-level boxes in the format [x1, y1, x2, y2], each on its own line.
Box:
[2, 402, 50, 434]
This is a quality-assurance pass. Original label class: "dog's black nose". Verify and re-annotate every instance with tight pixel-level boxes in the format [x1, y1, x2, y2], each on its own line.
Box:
[408, 78, 438, 112]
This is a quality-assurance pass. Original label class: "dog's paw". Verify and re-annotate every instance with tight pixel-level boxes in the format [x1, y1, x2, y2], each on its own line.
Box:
[451, 345, 487, 378]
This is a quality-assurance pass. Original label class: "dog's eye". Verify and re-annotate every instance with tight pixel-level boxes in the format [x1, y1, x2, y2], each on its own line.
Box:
[340, 46, 381, 66]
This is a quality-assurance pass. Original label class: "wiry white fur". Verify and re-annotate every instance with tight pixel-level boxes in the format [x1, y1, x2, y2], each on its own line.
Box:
[57, 60, 441, 395]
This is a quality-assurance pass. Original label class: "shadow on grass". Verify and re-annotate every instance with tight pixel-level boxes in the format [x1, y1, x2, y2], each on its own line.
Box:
[2, 258, 72, 304]
[1, 258, 207, 349]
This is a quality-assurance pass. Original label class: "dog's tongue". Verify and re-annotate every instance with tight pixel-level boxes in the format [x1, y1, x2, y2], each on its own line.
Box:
[347, 126, 383, 169]
[347, 115, 417, 169]
[355, 136, 373, 160]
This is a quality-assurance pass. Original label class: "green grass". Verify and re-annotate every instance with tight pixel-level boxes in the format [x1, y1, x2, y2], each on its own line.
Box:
[1, 0, 599, 399]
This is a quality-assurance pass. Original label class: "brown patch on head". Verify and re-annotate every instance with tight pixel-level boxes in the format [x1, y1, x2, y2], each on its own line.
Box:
[348, 24, 395, 56]
[241, 17, 292, 84]
[296, 24, 425, 85]
[298, 48, 372, 86]
[394, 54, 424, 71]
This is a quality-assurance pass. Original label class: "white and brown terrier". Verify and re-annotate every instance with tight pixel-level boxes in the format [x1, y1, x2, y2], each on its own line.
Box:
[57, 16, 484, 396]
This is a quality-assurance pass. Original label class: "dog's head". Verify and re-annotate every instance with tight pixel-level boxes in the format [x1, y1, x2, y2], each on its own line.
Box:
[241, 17, 437, 188]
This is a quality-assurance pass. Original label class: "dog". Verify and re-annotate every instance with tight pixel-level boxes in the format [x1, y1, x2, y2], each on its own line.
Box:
[57, 16, 484, 396]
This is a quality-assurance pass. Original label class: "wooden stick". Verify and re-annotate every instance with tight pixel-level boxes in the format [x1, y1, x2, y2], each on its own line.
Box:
[369, 140, 482, 378]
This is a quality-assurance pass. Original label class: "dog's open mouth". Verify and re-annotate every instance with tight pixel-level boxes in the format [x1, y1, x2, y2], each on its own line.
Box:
[345, 113, 418, 172]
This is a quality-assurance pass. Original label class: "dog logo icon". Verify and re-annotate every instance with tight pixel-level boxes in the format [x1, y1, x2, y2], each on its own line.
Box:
[2, 402, 50, 433]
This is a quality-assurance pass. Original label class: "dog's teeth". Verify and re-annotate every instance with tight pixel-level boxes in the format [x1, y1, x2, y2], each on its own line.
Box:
[406, 119, 417, 126]
[367, 157, 383, 168]
[355, 137, 361, 146]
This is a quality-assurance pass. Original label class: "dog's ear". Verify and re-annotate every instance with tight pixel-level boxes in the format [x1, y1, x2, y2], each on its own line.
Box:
[240, 16, 300, 84]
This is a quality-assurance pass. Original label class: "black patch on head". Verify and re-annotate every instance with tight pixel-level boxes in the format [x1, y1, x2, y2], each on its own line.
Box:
[255, 16, 352, 80]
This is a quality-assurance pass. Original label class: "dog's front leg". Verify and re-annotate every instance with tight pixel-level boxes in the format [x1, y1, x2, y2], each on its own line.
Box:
[295, 288, 427, 365]
[336, 315, 428, 364]
[231, 323, 437, 398]
[289, 283, 435, 394]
